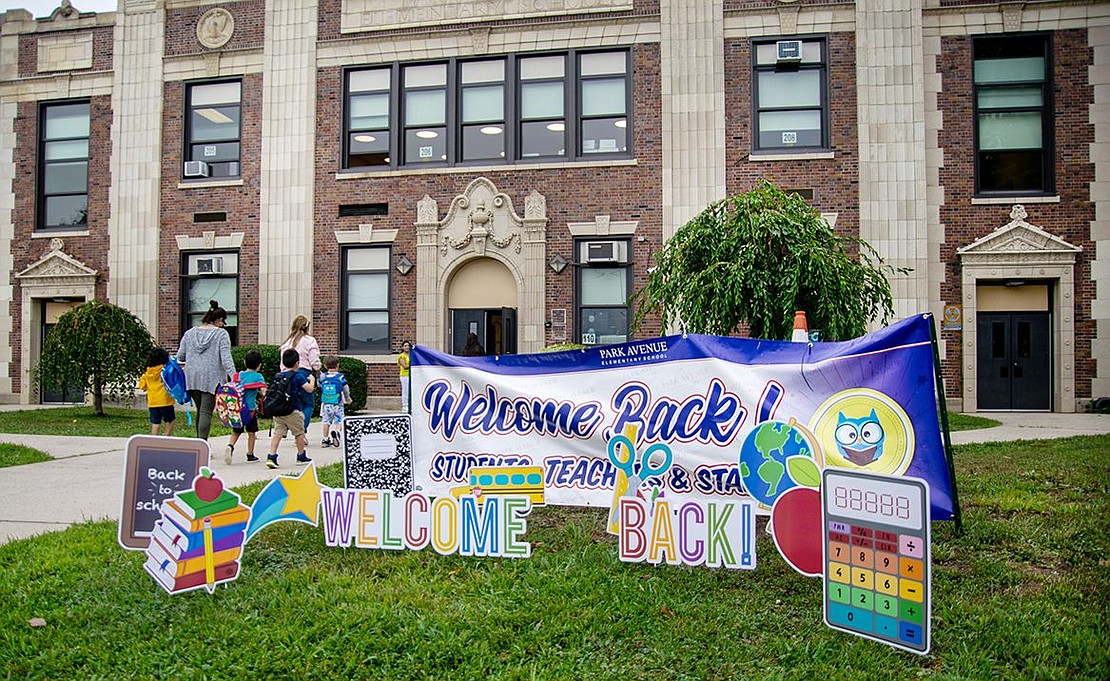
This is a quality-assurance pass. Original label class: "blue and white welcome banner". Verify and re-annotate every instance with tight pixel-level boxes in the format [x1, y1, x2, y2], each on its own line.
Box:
[410, 315, 956, 521]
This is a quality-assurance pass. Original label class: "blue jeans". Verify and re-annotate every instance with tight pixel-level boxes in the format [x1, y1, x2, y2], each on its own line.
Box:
[302, 404, 313, 432]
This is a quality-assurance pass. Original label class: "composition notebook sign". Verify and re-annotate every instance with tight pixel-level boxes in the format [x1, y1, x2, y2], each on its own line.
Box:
[409, 315, 956, 521]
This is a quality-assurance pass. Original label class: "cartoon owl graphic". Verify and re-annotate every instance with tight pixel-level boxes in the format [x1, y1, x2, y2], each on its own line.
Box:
[833, 409, 885, 466]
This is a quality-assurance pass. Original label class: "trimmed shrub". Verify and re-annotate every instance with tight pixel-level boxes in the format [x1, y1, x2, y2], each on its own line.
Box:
[230, 345, 368, 415]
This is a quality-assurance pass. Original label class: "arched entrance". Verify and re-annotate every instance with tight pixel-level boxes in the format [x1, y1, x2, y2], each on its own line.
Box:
[447, 258, 518, 355]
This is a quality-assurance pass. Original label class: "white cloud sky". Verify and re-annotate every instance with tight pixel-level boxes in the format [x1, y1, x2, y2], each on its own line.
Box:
[2, 0, 118, 19]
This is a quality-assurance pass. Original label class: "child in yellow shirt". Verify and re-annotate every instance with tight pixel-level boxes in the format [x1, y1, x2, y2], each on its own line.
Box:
[138, 347, 176, 436]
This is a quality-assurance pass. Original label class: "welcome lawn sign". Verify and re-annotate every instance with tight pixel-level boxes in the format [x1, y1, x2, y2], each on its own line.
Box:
[121, 314, 956, 655]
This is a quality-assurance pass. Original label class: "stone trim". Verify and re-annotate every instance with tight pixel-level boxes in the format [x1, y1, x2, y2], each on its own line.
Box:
[334, 224, 399, 244]
[957, 205, 1082, 413]
[174, 231, 246, 251]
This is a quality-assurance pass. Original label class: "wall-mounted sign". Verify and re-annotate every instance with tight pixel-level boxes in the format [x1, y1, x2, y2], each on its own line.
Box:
[942, 304, 962, 331]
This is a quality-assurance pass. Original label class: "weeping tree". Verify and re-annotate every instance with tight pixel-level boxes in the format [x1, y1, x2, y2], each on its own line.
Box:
[37, 300, 155, 416]
[633, 180, 908, 341]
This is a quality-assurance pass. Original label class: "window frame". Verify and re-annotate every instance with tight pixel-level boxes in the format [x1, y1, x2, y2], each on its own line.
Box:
[751, 36, 829, 153]
[37, 99, 91, 232]
[183, 78, 243, 180]
[574, 238, 633, 347]
[341, 48, 632, 171]
[179, 250, 240, 346]
[971, 33, 1054, 196]
[340, 245, 393, 354]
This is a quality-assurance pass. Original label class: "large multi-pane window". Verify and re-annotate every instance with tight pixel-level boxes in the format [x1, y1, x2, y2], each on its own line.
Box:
[752, 38, 827, 151]
[39, 101, 90, 230]
[342, 247, 391, 353]
[181, 252, 239, 345]
[576, 240, 631, 346]
[973, 35, 1052, 194]
[347, 69, 391, 167]
[342, 50, 629, 170]
[185, 80, 241, 178]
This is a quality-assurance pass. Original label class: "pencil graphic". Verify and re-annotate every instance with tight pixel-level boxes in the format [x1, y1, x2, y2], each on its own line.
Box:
[202, 517, 215, 593]
[607, 423, 638, 534]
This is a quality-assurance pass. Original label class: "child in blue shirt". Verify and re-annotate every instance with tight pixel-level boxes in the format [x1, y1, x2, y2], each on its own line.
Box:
[319, 356, 351, 448]
[223, 350, 267, 465]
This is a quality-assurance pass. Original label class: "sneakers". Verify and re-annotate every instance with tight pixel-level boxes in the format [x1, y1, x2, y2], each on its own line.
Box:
[296, 453, 312, 465]
[266, 455, 278, 469]
[245, 453, 259, 462]
[223, 444, 233, 466]
[330, 433, 341, 448]
[321, 438, 332, 448]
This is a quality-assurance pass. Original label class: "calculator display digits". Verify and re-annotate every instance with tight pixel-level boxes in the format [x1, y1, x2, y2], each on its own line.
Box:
[822, 469, 930, 655]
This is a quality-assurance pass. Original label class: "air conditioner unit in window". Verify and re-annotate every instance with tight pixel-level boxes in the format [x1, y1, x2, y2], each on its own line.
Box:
[196, 257, 222, 274]
[581, 241, 628, 264]
[776, 40, 802, 63]
[184, 160, 210, 178]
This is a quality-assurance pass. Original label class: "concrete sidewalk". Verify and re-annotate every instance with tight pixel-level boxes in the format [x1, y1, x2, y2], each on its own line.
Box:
[0, 411, 1107, 546]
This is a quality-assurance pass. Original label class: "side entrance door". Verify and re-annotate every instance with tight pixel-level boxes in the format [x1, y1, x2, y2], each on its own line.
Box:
[976, 312, 1051, 410]
[40, 299, 85, 404]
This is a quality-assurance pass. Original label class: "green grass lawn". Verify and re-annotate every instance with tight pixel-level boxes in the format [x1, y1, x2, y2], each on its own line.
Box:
[0, 443, 51, 467]
[945, 412, 1000, 431]
[1, 435, 1106, 679]
[0, 406, 235, 439]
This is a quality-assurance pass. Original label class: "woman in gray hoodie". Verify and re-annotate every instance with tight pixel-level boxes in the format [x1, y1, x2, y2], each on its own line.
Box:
[177, 300, 237, 440]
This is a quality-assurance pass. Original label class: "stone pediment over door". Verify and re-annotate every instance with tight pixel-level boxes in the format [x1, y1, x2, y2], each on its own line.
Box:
[15, 239, 99, 288]
[956, 205, 1081, 413]
[956, 204, 1081, 267]
[414, 177, 548, 353]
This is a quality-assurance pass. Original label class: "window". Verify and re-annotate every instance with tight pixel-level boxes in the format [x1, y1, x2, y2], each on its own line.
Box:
[181, 252, 239, 345]
[39, 101, 90, 230]
[752, 39, 827, 151]
[973, 35, 1052, 194]
[342, 247, 391, 353]
[342, 49, 630, 170]
[576, 240, 631, 346]
[185, 80, 241, 178]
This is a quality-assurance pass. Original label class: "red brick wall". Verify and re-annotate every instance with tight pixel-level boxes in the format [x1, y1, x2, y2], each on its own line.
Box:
[9, 95, 113, 392]
[936, 30, 1095, 402]
[725, 32, 861, 237]
[312, 43, 663, 391]
[157, 74, 263, 351]
[164, 1, 266, 56]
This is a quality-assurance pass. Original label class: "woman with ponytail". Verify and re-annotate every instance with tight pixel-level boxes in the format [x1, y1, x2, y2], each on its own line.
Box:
[279, 314, 321, 434]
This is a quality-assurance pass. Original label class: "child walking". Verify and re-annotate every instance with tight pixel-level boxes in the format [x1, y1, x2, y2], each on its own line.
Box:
[266, 348, 316, 469]
[138, 347, 176, 436]
[223, 350, 267, 465]
[319, 356, 351, 448]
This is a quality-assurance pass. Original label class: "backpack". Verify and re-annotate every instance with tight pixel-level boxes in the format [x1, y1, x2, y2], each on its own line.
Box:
[320, 373, 345, 405]
[161, 356, 190, 405]
[261, 371, 297, 418]
[214, 379, 249, 429]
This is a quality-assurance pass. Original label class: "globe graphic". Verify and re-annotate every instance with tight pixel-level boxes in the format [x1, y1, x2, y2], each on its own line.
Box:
[738, 420, 817, 508]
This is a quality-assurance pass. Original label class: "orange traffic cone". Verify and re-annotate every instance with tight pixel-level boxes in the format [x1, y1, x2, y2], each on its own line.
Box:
[791, 311, 809, 342]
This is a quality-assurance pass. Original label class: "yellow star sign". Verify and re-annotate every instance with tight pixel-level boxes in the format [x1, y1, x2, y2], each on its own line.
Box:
[278, 465, 323, 522]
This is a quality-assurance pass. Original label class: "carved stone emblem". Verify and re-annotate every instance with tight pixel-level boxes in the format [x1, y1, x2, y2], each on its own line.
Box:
[197, 7, 235, 50]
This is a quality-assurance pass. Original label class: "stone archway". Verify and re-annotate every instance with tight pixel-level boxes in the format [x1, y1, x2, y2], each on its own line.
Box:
[957, 205, 1081, 412]
[13, 239, 98, 404]
[413, 177, 548, 353]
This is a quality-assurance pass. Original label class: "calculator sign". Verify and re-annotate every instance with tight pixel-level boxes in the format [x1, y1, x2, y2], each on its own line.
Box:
[822, 469, 931, 655]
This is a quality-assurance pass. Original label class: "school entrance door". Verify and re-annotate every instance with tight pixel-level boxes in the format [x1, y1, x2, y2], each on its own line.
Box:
[976, 312, 1050, 410]
[40, 299, 85, 404]
[446, 257, 518, 356]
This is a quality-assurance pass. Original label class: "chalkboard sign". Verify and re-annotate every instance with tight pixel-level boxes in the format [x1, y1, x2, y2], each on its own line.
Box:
[118, 435, 209, 550]
[343, 415, 413, 496]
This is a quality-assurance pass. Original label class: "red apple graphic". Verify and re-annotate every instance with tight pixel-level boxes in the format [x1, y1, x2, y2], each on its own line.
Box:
[769, 486, 823, 577]
[194, 467, 224, 502]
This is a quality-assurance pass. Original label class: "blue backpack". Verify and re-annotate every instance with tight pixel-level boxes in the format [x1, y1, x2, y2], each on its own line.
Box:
[320, 373, 346, 406]
[161, 355, 193, 425]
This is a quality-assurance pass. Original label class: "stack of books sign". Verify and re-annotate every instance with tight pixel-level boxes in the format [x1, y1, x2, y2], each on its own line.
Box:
[143, 487, 249, 594]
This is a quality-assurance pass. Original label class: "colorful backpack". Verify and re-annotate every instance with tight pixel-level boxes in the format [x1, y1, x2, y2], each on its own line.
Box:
[161, 355, 193, 425]
[161, 355, 190, 406]
[320, 373, 346, 405]
[214, 379, 248, 429]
